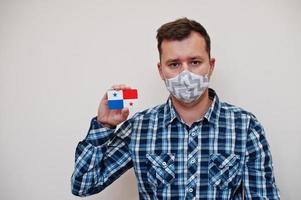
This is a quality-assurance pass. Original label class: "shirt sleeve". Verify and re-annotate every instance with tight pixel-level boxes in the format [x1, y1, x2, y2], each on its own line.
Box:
[71, 116, 133, 197]
[243, 115, 280, 199]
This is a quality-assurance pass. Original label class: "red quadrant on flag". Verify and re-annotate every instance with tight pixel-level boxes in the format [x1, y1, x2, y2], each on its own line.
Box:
[122, 89, 138, 99]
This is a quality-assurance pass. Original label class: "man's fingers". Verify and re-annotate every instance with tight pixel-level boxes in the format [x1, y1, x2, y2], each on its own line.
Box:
[120, 84, 131, 90]
[121, 108, 129, 118]
[101, 92, 108, 100]
[111, 84, 131, 90]
[102, 99, 108, 105]
[111, 84, 124, 90]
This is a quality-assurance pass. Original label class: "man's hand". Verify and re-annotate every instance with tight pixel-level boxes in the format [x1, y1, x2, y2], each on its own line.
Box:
[97, 84, 131, 128]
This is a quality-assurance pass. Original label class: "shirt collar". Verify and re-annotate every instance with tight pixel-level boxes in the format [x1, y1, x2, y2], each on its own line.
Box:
[204, 88, 221, 127]
[163, 88, 221, 127]
[163, 96, 178, 126]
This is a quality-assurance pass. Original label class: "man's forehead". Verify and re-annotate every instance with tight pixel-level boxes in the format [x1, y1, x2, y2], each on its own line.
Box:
[161, 44, 207, 62]
[160, 32, 208, 61]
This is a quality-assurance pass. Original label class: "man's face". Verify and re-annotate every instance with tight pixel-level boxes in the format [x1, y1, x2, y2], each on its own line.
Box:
[157, 31, 215, 80]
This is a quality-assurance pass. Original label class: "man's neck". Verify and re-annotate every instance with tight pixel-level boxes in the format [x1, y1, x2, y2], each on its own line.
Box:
[171, 89, 212, 127]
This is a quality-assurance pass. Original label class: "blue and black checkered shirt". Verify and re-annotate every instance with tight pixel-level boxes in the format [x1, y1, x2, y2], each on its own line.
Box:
[71, 88, 280, 199]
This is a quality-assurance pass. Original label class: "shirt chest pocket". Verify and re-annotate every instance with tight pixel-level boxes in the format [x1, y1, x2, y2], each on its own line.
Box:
[209, 153, 241, 190]
[146, 153, 176, 187]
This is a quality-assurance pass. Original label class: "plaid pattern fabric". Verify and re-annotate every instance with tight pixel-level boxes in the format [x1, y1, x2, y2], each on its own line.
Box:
[71, 88, 280, 199]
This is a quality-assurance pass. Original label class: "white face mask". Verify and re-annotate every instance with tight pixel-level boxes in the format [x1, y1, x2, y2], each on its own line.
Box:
[164, 70, 209, 103]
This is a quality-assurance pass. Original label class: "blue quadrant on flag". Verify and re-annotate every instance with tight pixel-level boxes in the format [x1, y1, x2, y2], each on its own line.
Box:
[107, 89, 138, 110]
[107, 100, 124, 110]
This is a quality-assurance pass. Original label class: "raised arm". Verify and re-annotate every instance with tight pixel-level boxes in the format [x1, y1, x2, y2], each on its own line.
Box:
[71, 85, 134, 196]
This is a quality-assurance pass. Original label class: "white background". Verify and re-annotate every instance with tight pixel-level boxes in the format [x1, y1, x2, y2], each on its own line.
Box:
[0, 0, 300, 199]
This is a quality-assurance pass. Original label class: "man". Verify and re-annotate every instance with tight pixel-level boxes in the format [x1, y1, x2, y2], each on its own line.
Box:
[71, 18, 280, 199]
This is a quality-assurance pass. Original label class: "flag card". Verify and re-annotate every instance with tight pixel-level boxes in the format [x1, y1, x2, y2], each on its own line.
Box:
[107, 89, 138, 110]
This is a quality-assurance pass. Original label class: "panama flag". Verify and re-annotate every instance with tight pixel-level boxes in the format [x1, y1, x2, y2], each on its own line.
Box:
[107, 89, 138, 110]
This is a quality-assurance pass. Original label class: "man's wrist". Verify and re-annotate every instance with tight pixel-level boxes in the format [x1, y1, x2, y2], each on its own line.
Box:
[96, 118, 116, 129]
[83, 117, 116, 146]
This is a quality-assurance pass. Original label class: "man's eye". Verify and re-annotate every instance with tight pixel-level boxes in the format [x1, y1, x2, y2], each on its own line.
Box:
[169, 63, 181, 68]
[191, 61, 201, 66]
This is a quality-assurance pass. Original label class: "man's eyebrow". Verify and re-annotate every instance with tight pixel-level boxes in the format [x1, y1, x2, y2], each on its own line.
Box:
[165, 56, 204, 64]
[166, 58, 180, 64]
[190, 56, 204, 60]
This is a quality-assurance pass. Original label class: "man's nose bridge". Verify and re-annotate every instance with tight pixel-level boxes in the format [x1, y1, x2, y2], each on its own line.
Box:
[182, 62, 189, 70]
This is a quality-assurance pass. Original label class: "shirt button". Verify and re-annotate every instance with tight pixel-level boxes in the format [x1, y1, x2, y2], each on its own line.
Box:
[162, 162, 167, 167]
[190, 159, 196, 164]
[191, 132, 196, 137]
[188, 188, 193, 193]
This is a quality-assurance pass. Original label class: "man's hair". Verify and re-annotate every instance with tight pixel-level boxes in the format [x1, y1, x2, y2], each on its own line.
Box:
[156, 17, 211, 59]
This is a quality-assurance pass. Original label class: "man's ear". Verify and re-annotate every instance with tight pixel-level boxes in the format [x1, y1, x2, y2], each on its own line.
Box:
[208, 57, 215, 78]
[157, 62, 165, 80]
